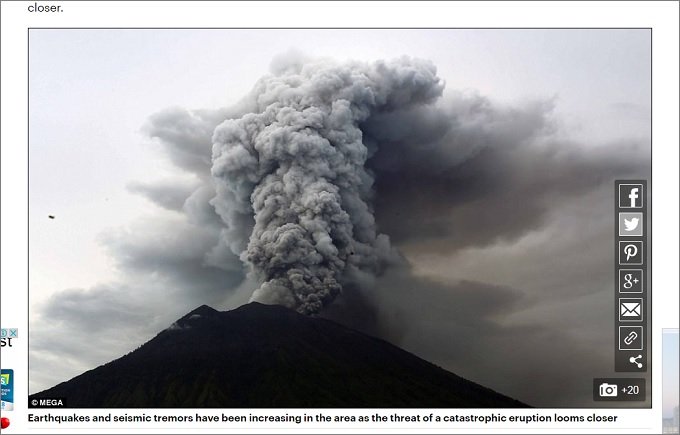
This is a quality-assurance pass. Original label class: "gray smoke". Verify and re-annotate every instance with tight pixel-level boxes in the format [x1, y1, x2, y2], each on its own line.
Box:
[29, 39, 650, 405]
[210, 57, 444, 314]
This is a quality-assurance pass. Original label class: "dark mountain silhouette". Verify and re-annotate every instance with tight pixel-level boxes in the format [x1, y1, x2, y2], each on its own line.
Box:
[30, 302, 528, 407]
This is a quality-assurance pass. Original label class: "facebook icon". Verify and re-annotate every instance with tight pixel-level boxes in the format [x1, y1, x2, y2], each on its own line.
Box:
[619, 184, 644, 209]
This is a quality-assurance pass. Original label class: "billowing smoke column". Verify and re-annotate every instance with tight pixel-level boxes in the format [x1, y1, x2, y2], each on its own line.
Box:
[210, 57, 444, 314]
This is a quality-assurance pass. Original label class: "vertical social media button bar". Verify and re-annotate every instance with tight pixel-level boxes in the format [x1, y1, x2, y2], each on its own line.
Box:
[615, 180, 648, 372]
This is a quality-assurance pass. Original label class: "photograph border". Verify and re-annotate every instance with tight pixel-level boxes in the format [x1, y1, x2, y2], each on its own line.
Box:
[26, 26, 653, 410]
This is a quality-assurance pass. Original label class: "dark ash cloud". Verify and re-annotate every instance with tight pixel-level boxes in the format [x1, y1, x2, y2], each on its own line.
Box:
[364, 93, 648, 253]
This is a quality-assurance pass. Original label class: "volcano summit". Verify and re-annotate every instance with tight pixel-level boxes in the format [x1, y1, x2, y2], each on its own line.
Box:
[30, 302, 527, 408]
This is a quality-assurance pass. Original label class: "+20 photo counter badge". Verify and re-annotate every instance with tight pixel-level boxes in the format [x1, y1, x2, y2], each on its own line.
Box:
[1, 369, 14, 411]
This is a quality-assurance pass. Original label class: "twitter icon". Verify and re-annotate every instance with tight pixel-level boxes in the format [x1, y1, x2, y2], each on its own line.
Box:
[619, 213, 643, 237]
[624, 217, 639, 232]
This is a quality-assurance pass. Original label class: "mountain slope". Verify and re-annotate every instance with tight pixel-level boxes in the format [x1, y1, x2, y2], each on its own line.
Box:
[31, 302, 527, 408]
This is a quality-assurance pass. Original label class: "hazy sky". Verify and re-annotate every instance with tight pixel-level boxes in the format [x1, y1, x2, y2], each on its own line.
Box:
[663, 330, 679, 418]
[29, 29, 651, 407]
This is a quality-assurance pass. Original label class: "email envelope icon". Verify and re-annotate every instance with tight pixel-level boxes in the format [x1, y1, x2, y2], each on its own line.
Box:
[619, 299, 643, 321]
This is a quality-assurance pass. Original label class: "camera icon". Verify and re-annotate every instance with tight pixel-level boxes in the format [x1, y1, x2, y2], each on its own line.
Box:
[599, 383, 618, 397]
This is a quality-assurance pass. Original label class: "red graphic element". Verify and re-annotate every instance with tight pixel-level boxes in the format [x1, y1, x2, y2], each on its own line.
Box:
[0, 417, 9, 429]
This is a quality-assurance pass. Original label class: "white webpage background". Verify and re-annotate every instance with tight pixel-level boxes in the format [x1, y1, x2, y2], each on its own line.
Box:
[1, 1, 678, 434]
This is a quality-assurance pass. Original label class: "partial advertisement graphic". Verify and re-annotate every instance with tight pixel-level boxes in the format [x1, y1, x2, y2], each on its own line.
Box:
[0, 328, 18, 348]
[663, 330, 679, 434]
[1, 369, 14, 411]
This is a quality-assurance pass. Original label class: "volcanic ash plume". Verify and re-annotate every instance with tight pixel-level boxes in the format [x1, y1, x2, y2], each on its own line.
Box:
[210, 57, 444, 314]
